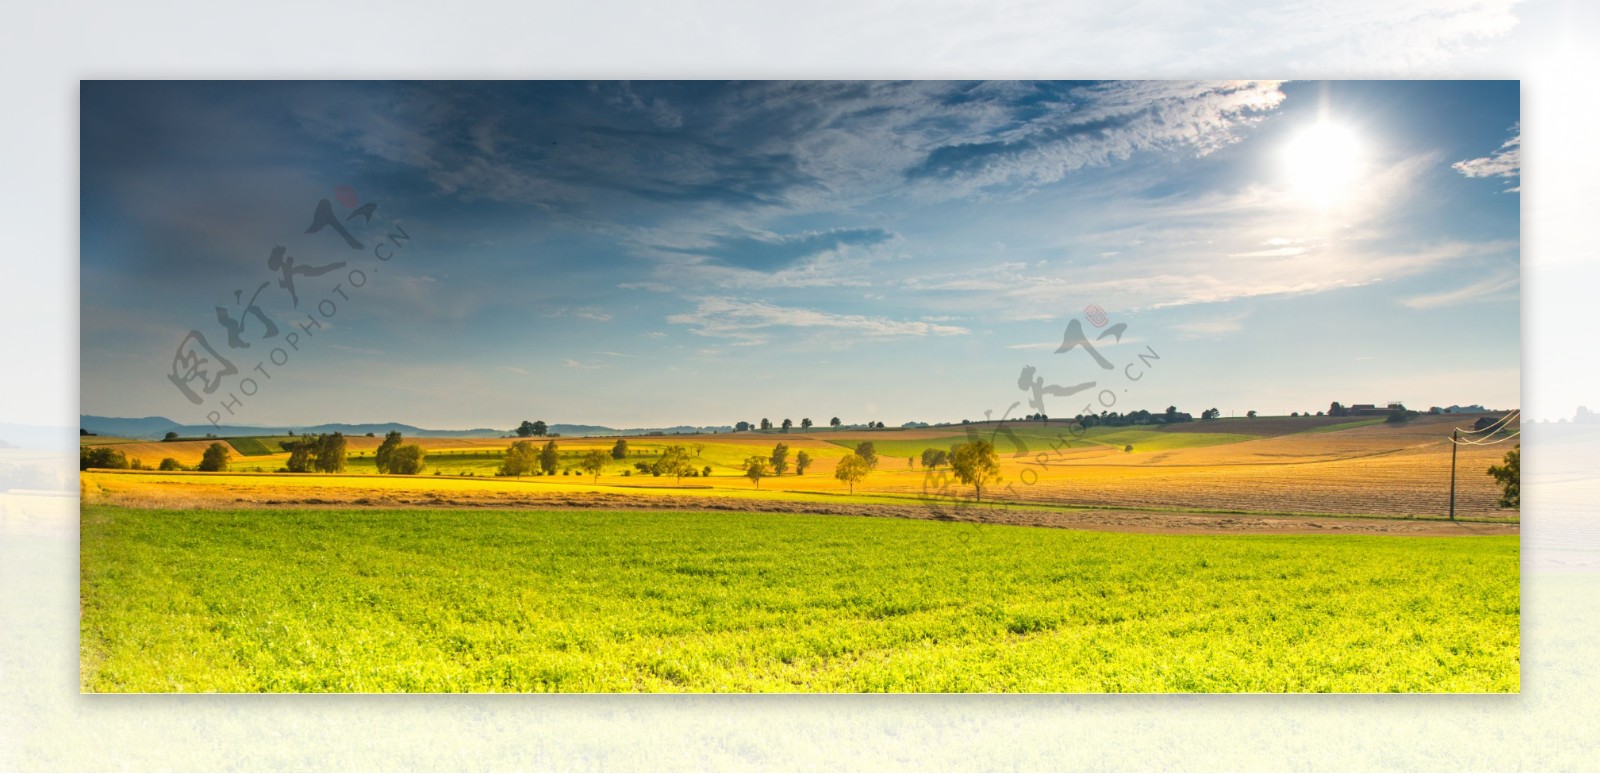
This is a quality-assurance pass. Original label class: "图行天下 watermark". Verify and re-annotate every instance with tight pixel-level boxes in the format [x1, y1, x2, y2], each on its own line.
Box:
[166, 185, 412, 428]
[920, 305, 1162, 537]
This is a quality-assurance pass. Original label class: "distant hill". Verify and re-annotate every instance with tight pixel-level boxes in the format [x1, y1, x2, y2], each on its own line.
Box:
[79, 415, 733, 440]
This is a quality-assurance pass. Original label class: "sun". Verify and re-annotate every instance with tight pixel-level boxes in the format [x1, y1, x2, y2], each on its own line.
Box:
[1282, 121, 1362, 208]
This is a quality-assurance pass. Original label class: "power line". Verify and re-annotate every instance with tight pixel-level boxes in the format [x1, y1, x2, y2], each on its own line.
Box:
[1451, 430, 1521, 446]
[1453, 409, 1519, 436]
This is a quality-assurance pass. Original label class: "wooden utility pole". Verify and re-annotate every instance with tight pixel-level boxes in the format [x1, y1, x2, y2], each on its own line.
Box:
[1449, 429, 1458, 520]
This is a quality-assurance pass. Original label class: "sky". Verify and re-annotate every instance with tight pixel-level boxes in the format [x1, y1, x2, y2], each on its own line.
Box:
[79, 80, 1521, 430]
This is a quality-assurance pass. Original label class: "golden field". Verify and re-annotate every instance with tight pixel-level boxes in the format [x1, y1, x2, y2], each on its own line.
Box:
[81, 413, 1518, 521]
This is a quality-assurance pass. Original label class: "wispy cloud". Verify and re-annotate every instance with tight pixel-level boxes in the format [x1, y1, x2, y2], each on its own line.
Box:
[1170, 314, 1250, 339]
[667, 298, 969, 344]
[1453, 123, 1520, 192]
[661, 227, 894, 272]
[542, 307, 614, 322]
[1400, 272, 1520, 309]
[561, 358, 604, 370]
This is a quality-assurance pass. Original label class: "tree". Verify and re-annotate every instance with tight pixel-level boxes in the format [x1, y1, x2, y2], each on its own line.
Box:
[516, 420, 537, 438]
[830, 417, 841, 430]
[500, 440, 538, 477]
[781, 418, 793, 433]
[313, 432, 347, 473]
[656, 445, 693, 483]
[579, 449, 609, 482]
[158, 457, 182, 471]
[285, 435, 314, 472]
[375, 431, 403, 473]
[920, 448, 948, 469]
[199, 442, 231, 472]
[760, 418, 772, 431]
[1487, 446, 1520, 508]
[801, 418, 813, 430]
[949, 440, 1001, 502]
[389, 444, 426, 475]
[853, 441, 878, 469]
[795, 450, 812, 474]
[735, 421, 751, 432]
[539, 440, 559, 475]
[1247, 410, 1257, 418]
[1165, 405, 1179, 423]
[1329, 401, 1348, 417]
[743, 455, 770, 488]
[79, 446, 128, 471]
[770, 443, 790, 476]
[834, 453, 870, 494]
[611, 438, 629, 460]
[162, 431, 180, 442]
[1201, 408, 1221, 421]
[532, 420, 548, 437]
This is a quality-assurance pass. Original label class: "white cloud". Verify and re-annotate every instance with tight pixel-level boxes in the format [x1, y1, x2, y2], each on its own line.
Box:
[561, 358, 603, 370]
[1453, 124, 1521, 192]
[666, 298, 969, 344]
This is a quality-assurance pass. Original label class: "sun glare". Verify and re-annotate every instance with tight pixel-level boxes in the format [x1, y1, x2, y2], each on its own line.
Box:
[1283, 121, 1362, 208]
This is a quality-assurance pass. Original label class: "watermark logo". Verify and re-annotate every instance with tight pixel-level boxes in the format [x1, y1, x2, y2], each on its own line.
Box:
[920, 307, 1161, 541]
[166, 186, 412, 428]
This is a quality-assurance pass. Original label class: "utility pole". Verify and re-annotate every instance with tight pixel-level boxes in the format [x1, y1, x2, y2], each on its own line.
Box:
[1449, 429, 1458, 521]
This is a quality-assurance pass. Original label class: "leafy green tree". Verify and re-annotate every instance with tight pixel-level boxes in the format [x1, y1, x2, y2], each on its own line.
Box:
[285, 436, 313, 473]
[853, 441, 878, 469]
[375, 431, 403, 473]
[735, 421, 751, 432]
[1488, 446, 1520, 508]
[1201, 408, 1221, 421]
[830, 417, 841, 430]
[1247, 410, 1257, 418]
[760, 418, 772, 431]
[795, 450, 812, 475]
[516, 420, 537, 437]
[949, 440, 1001, 502]
[539, 440, 559, 475]
[656, 445, 693, 483]
[162, 431, 180, 442]
[579, 449, 609, 482]
[801, 418, 813, 430]
[834, 453, 870, 494]
[743, 455, 770, 488]
[920, 448, 948, 469]
[781, 418, 793, 433]
[770, 443, 790, 476]
[389, 444, 426, 475]
[500, 440, 537, 477]
[79, 446, 129, 470]
[199, 442, 231, 472]
[313, 432, 347, 473]
[531, 420, 548, 437]
[158, 457, 183, 471]
[611, 438, 629, 459]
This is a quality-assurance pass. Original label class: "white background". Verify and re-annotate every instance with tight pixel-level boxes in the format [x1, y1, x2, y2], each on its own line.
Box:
[3, 0, 1598, 770]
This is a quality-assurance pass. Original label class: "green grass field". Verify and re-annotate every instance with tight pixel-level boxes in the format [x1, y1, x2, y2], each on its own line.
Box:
[80, 505, 1519, 692]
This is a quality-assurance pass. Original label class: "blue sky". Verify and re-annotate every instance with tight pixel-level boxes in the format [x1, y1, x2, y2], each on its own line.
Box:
[80, 80, 1520, 429]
